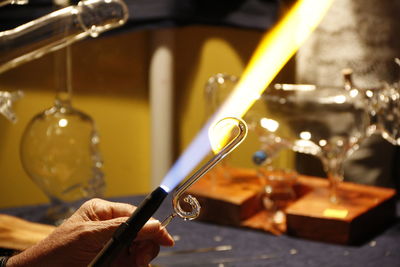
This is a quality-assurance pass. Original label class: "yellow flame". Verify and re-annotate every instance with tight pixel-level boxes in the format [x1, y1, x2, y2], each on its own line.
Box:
[209, 0, 334, 151]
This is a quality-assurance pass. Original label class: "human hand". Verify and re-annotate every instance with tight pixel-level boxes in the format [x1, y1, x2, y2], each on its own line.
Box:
[7, 198, 174, 267]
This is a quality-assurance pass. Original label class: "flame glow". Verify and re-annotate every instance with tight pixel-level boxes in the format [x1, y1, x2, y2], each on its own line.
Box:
[213, 0, 334, 123]
[160, 0, 334, 191]
[209, 117, 242, 154]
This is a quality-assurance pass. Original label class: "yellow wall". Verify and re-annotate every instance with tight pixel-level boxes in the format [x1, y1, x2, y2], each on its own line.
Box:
[174, 26, 295, 170]
[0, 26, 295, 208]
[0, 31, 152, 208]
[175, 26, 264, 168]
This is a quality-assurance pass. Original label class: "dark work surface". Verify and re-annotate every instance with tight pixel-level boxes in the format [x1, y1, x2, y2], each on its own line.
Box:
[1, 195, 400, 267]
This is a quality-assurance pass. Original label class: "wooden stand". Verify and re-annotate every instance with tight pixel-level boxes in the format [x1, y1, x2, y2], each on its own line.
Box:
[187, 167, 397, 244]
[186, 167, 263, 226]
[286, 176, 397, 244]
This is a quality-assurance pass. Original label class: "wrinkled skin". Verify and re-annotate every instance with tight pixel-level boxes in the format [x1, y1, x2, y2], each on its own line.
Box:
[7, 198, 174, 267]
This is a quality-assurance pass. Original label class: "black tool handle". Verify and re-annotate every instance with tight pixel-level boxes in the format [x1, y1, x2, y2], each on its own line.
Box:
[88, 187, 168, 267]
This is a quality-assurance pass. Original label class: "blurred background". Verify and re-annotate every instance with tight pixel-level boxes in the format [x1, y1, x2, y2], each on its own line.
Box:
[0, 24, 295, 208]
[2, 0, 398, 212]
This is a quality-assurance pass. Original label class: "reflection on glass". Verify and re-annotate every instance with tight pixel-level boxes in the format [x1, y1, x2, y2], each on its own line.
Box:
[204, 73, 239, 179]
[162, 117, 248, 227]
[249, 114, 297, 226]
[0, 0, 129, 74]
[369, 83, 400, 145]
[20, 45, 105, 224]
[0, 0, 28, 7]
[20, 102, 105, 222]
[0, 90, 23, 122]
[258, 83, 370, 203]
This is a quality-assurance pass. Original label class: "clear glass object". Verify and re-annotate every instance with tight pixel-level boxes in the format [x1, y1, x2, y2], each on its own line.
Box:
[203, 73, 239, 179]
[247, 89, 298, 225]
[0, 90, 24, 122]
[342, 66, 400, 146]
[0, 0, 28, 8]
[252, 147, 297, 225]
[14, 0, 128, 223]
[0, 0, 128, 122]
[20, 98, 105, 222]
[162, 117, 248, 227]
[368, 82, 400, 145]
[258, 83, 370, 203]
[20, 45, 105, 223]
[0, 0, 129, 74]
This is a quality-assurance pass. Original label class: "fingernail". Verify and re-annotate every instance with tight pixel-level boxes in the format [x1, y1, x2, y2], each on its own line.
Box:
[166, 233, 175, 246]
[147, 219, 160, 226]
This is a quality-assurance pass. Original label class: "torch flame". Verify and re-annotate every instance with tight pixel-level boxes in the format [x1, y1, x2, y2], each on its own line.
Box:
[161, 0, 334, 191]
[214, 0, 334, 122]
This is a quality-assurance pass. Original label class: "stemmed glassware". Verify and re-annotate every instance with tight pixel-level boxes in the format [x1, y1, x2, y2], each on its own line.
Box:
[366, 82, 400, 146]
[20, 46, 105, 224]
[247, 98, 298, 225]
[205, 73, 299, 224]
[204, 67, 400, 207]
[255, 82, 370, 203]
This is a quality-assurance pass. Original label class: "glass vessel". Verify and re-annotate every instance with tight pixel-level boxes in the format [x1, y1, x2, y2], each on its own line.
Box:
[19, 6, 108, 222]
[257, 83, 370, 203]
[368, 82, 400, 145]
[0, 0, 128, 123]
[206, 74, 298, 223]
[0, 0, 129, 74]
[204, 73, 239, 179]
[0, 0, 128, 224]
[20, 46, 105, 223]
[249, 105, 297, 224]
[0, 0, 27, 8]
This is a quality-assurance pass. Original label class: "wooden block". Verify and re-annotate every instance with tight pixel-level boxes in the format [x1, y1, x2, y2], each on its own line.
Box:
[286, 176, 397, 245]
[0, 214, 55, 251]
[187, 168, 397, 243]
[186, 167, 263, 226]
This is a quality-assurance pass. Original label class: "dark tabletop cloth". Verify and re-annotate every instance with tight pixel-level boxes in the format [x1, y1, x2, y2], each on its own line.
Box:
[0, 0, 279, 32]
[1, 194, 400, 267]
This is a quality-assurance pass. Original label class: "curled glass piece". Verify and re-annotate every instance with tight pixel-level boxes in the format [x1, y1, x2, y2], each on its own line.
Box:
[162, 117, 248, 227]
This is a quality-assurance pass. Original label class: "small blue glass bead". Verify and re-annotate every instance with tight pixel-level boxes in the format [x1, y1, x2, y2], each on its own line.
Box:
[253, 150, 268, 165]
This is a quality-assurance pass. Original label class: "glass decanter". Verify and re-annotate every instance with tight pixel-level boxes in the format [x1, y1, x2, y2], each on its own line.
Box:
[20, 47, 105, 224]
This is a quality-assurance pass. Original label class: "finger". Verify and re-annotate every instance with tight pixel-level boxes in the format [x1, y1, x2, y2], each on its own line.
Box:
[130, 240, 160, 267]
[112, 245, 137, 267]
[74, 198, 137, 221]
[135, 220, 174, 247]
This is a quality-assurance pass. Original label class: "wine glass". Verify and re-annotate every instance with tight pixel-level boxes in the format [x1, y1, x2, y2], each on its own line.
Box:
[20, 47, 105, 224]
[255, 83, 370, 203]
[206, 74, 298, 224]
[248, 109, 297, 225]
[366, 82, 400, 145]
